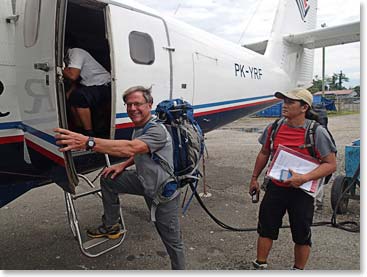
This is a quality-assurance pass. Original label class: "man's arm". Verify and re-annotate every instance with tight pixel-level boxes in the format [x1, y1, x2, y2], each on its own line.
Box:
[54, 128, 149, 157]
[102, 156, 135, 179]
[248, 146, 271, 194]
[251, 146, 271, 179]
[93, 137, 149, 157]
[286, 152, 336, 187]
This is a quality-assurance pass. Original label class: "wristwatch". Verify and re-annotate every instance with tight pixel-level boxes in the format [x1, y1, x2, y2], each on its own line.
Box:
[86, 136, 95, 151]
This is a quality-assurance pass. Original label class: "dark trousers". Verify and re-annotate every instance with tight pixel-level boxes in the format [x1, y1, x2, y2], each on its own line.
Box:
[257, 181, 314, 246]
[100, 170, 185, 270]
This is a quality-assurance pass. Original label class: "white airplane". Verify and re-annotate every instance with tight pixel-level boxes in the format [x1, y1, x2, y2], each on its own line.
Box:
[0, 0, 359, 256]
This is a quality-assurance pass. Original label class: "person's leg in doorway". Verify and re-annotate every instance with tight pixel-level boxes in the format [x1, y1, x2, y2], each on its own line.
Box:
[76, 107, 93, 133]
[68, 86, 94, 136]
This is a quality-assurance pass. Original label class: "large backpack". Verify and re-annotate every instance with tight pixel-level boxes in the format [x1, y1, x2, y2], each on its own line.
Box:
[142, 99, 205, 221]
[269, 109, 336, 184]
[154, 98, 205, 186]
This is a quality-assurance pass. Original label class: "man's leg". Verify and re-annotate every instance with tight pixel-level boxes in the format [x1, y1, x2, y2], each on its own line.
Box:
[294, 244, 310, 269]
[257, 236, 273, 263]
[100, 170, 145, 227]
[76, 107, 93, 132]
[288, 188, 314, 270]
[68, 86, 95, 135]
[101, 171, 185, 269]
[146, 196, 185, 270]
[70, 106, 83, 128]
[254, 182, 287, 268]
[87, 170, 145, 239]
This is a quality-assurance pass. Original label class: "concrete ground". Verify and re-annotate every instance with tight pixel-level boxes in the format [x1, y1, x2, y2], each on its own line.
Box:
[0, 113, 360, 271]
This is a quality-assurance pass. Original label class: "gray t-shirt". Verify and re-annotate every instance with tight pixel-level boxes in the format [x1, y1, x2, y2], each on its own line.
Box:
[132, 118, 174, 199]
[259, 118, 337, 158]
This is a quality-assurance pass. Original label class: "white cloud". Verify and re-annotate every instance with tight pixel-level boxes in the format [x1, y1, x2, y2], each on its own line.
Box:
[135, 0, 361, 87]
[175, 7, 217, 21]
[313, 42, 360, 87]
[317, 0, 360, 26]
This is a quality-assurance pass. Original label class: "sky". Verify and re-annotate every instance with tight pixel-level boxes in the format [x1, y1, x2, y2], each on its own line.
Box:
[134, 0, 361, 88]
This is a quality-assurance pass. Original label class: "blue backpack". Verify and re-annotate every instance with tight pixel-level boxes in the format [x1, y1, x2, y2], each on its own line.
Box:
[154, 98, 205, 187]
[142, 99, 205, 220]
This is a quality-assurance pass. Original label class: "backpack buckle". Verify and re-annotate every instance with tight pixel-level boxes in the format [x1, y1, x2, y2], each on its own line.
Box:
[299, 143, 312, 149]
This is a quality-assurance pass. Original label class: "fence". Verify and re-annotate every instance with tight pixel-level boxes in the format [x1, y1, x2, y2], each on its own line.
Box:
[335, 97, 360, 113]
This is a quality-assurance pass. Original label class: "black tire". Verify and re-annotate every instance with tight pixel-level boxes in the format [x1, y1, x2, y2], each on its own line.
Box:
[331, 175, 349, 214]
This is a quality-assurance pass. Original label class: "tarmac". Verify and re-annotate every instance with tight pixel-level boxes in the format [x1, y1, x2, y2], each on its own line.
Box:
[0, 113, 361, 271]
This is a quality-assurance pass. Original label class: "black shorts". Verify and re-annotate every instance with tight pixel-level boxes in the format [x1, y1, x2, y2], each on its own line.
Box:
[69, 84, 111, 110]
[257, 181, 314, 246]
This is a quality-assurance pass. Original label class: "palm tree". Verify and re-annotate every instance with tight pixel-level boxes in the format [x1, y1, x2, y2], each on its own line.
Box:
[327, 71, 349, 90]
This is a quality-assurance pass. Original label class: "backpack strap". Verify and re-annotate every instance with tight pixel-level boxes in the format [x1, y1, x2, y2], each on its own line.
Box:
[300, 119, 335, 159]
[142, 120, 176, 179]
[140, 117, 159, 135]
[152, 152, 176, 180]
[140, 119, 180, 222]
[269, 118, 319, 159]
[269, 117, 285, 159]
[303, 120, 337, 184]
[300, 120, 319, 158]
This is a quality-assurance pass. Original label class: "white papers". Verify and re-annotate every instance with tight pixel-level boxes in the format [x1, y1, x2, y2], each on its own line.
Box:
[267, 145, 323, 195]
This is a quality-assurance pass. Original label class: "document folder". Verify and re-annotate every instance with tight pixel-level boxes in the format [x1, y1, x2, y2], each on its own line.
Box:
[267, 145, 324, 197]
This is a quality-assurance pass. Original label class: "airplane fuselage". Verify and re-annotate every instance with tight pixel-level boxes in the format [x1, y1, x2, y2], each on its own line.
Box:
[0, 0, 313, 206]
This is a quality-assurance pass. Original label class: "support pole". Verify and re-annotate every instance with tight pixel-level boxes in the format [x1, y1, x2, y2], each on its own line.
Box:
[321, 23, 327, 99]
[199, 140, 212, 198]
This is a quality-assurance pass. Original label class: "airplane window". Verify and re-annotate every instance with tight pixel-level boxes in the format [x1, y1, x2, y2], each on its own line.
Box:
[23, 0, 41, 48]
[128, 31, 155, 65]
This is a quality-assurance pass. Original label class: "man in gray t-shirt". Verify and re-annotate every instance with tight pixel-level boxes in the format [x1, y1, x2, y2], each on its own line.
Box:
[248, 89, 336, 270]
[54, 86, 185, 270]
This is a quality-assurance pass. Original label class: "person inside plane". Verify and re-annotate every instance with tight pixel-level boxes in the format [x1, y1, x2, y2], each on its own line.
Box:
[63, 34, 111, 137]
[248, 88, 336, 270]
[54, 86, 185, 270]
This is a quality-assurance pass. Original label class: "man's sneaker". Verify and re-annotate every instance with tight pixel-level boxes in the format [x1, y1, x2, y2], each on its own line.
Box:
[87, 223, 123, 239]
[252, 259, 268, 269]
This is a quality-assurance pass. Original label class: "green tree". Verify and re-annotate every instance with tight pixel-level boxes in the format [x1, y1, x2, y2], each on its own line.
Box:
[308, 75, 323, 93]
[353, 85, 360, 97]
[327, 71, 349, 90]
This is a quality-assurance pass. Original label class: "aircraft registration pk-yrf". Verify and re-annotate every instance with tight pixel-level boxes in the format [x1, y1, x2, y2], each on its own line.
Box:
[0, 0, 360, 256]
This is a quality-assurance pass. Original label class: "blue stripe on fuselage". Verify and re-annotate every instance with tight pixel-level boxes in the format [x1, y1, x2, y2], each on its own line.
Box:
[116, 95, 273, 119]
[0, 122, 57, 145]
[0, 121, 22, 130]
[1, 95, 275, 143]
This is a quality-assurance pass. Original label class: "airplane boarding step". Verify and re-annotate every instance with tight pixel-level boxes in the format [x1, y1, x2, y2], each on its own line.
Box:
[64, 154, 126, 258]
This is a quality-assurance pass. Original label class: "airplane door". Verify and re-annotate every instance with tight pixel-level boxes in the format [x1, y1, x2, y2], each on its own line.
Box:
[15, 0, 78, 193]
[107, 5, 171, 130]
